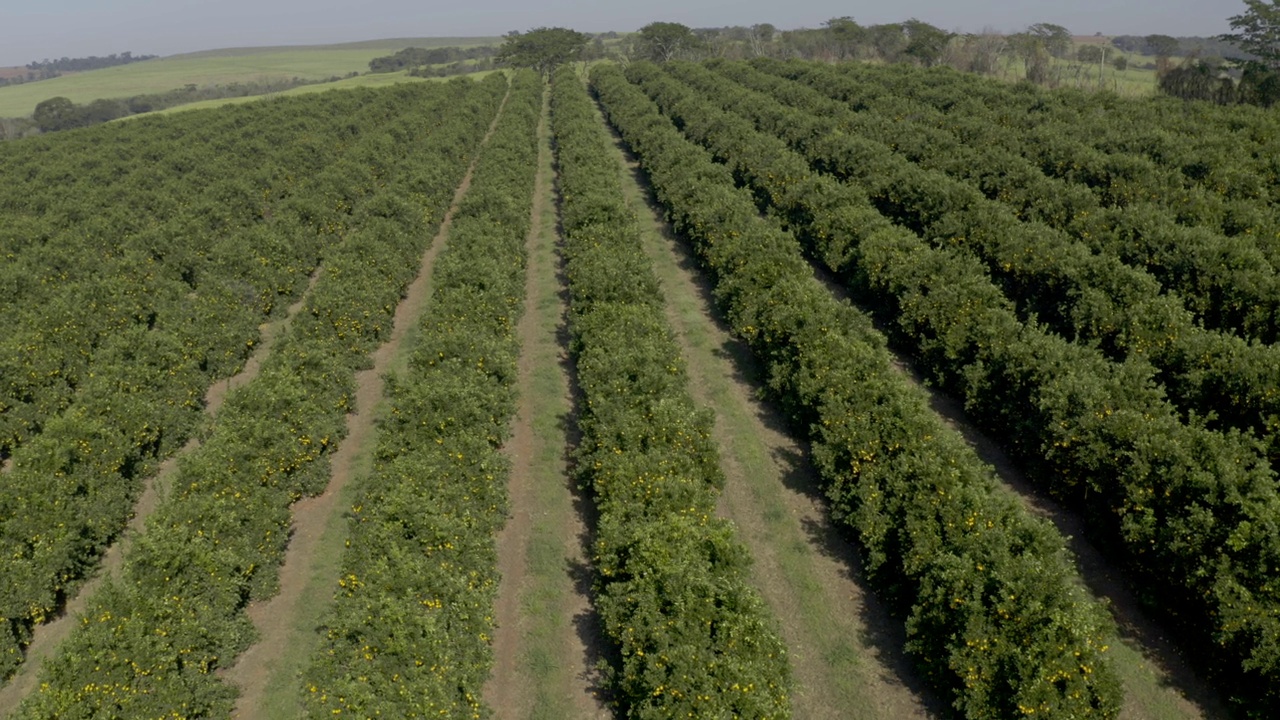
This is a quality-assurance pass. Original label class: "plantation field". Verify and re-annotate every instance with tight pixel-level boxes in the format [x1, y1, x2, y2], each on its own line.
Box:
[0, 36, 499, 117]
[3, 58, 1277, 719]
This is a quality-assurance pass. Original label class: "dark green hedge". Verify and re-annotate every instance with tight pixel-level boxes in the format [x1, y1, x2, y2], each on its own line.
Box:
[593, 62, 1120, 720]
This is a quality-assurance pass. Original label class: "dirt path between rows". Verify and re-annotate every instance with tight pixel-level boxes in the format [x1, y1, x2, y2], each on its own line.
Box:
[226, 86, 513, 720]
[485, 86, 610, 720]
[603, 120, 939, 719]
[0, 271, 321, 718]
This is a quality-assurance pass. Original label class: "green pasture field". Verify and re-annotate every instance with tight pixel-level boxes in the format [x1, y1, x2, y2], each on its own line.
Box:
[0, 36, 501, 117]
[994, 49, 1161, 97]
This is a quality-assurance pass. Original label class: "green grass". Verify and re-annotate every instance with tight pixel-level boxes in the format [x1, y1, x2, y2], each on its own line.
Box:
[0, 36, 500, 117]
[511, 89, 589, 719]
[621, 146, 891, 718]
[993, 49, 1160, 97]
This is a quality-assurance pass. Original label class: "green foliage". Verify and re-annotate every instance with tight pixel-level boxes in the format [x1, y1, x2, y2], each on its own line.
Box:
[901, 19, 953, 67]
[31, 96, 80, 132]
[0, 87, 406, 682]
[637, 22, 700, 62]
[13, 74, 509, 716]
[718, 58, 1280, 469]
[553, 67, 792, 717]
[298, 69, 542, 718]
[594, 61, 1121, 720]
[1222, 1, 1280, 69]
[496, 27, 589, 76]
[672, 57, 1280, 718]
[1029, 23, 1073, 58]
[369, 44, 496, 73]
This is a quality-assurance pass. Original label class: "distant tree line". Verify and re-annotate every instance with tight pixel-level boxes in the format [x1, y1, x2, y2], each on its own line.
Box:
[26, 51, 158, 72]
[368, 45, 495, 73]
[1112, 35, 1251, 61]
[2, 51, 159, 88]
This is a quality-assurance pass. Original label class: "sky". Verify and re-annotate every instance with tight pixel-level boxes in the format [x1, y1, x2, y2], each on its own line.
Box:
[1, 0, 1241, 67]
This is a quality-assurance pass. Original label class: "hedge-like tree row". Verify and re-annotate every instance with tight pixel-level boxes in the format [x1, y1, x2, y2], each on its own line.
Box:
[630, 59, 1280, 717]
[759, 59, 1280, 343]
[0, 85, 458, 682]
[551, 67, 793, 717]
[745, 59, 1280, 345]
[823, 60, 1280, 218]
[592, 63, 1121, 720]
[820, 61, 1280, 280]
[700, 59, 1280, 472]
[297, 68, 541, 718]
[13, 74, 509, 719]
[0, 89, 372, 457]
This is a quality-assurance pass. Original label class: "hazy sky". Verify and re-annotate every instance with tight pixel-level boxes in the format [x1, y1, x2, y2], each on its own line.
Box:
[3, 0, 1240, 67]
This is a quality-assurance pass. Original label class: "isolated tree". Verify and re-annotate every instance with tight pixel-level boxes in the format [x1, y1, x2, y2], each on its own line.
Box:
[902, 19, 953, 67]
[749, 23, 776, 57]
[32, 96, 81, 132]
[638, 22, 699, 62]
[1028, 22, 1072, 58]
[496, 27, 589, 77]
[1220, 0, 1280, 68]
[1008, 32, 1052, 84]
[823, 16, 865, 60]
[1145, 33, 1180, 74]
[1113, 54, 1129, 71]
[1077, 45, 1104, 63]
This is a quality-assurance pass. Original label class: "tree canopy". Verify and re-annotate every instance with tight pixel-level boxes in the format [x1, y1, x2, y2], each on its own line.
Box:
[902, 19, 952, 67]
[637, 22, 699, 62]
[1221, 0, 1280, 69]
[496, 27, 589, 76]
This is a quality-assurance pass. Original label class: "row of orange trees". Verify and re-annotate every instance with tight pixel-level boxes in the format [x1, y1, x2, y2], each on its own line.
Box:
[551, 67, 793, 716]
[833, 61, 1280, 225]
[766, 59, 1280, 345]
[592, 62, 1120, 719]
[298, 69, 542, 718]
[635, 59, 1280, 717]
[13, 75, 508, 718]
[0, 85, 433, 681]
[701, 60, 1280, 475]
[0, 91, 361, 457]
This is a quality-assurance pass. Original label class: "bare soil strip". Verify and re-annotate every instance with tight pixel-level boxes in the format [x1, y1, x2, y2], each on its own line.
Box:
[485, 86, 610, 720]
[226, 88, 513, 720]
[603, 120, 937, 719]
[0, 272, 320, 718]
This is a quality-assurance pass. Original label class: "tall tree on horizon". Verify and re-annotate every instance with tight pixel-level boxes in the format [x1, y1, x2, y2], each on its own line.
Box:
[496, 27, 589, 77]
